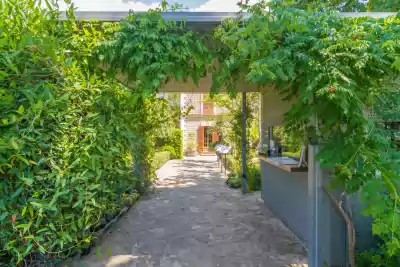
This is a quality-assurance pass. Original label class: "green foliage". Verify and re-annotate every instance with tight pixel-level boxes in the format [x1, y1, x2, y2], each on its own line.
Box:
[171, 129, 184, 159]
[273, 126, 301, 153]
[98, 1, 212, 95]
[226, 173, 241, 189]
[207, 93, 260, 192]
[357, 248, 400, 267]
[226, 163, 261, 191]
[0, 1, 163, 265]
[207, 93, 260, 168]
[160, 145, 177, 159]
[283, 151, 302, 158]
[368, 0, 400, 11]
[210, 141, 219, 151]
[155, 129, 183, 159]
[275, 0, 399, 11]
[186, 139, 197, 152]
[165, 93, 182, 127]
[215, 1, 400, 264]
[1, 0, 398, 265]
[153, 151, 171, 170]
[248, 164, 262, 191]
[148, 97, 179, 140]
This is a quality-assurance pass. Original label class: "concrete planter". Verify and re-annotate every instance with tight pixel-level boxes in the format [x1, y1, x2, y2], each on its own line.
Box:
[186, 150, 197, 157]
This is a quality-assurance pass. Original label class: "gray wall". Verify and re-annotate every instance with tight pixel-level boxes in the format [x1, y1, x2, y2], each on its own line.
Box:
[261, 161, 377, 266]
[260, 162, 363, 266]
[349, 193, 376, 252]
[261, 161, 309, 243]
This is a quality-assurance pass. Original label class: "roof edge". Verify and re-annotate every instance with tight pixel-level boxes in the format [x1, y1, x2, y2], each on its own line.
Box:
[59, 11, 251, 21]
[59, 11, 397, 22]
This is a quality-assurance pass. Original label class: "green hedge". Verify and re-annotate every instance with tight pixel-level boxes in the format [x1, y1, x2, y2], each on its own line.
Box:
[160, 145, 177, 159]
[0, 2, 154, 265]
[153, 151, 172, 170]
[171, 129, 184, 159]
[155, 129, 183, 159]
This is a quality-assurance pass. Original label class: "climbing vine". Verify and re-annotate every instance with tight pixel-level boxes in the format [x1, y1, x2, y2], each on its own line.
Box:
[0, 0, 196, 265]
[97, 1, 212, 95]
[1, 0, 399, 265]
[214, 0, 400, 265]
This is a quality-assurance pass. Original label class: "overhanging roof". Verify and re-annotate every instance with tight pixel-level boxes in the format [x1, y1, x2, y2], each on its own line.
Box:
[59, 11, 251, 21]
[59, 11, 396, 22]
[65, 10, 397, 93]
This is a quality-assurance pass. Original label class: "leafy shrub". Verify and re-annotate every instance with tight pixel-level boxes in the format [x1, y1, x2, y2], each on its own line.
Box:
[186, 140, 197, 151]
[357, 248, 400, 267]
[153, 151, 171, 170]
[216, 1, 400, 262]
[247, 164, 261, 191]
[155, 129, 183, 159]
[160, 145, 177, 159]
[226, 165, 261, 191]
[226, 173, 241, 189]
[0, 1, 157, 265]
[283, 151, 301, 159]
[171, 129, 184, 159]
[209, 141, 219, 151]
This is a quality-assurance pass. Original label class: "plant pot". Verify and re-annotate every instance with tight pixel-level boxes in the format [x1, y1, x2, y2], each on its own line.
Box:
[186, 150, 197, 157]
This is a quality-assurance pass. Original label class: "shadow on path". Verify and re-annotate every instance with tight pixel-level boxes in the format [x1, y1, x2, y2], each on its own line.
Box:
[66, 156, 308, 267]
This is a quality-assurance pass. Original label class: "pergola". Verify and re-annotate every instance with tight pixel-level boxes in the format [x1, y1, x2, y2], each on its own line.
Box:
[61, 8, 396, 267]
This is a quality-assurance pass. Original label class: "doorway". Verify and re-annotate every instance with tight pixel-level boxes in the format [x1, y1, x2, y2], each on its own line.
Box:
[204, 126, 213, 151]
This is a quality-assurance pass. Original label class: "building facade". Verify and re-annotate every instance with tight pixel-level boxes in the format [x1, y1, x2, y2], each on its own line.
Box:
[180, 93, 226, 154]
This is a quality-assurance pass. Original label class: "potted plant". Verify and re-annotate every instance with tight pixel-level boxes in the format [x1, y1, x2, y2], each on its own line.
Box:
[185, 140, 197, 157]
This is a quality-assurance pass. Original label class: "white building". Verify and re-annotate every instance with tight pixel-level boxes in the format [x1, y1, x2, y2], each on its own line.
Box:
[180, 93, 228, 154]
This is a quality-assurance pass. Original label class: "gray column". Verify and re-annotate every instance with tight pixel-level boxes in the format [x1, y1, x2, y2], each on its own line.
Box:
[260, 92, 269, 148]
[241, 92, 247, 194]
[308, 143, 323, 267]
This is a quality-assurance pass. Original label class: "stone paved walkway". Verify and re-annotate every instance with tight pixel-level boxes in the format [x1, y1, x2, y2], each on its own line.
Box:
[70, 156, 308, 267]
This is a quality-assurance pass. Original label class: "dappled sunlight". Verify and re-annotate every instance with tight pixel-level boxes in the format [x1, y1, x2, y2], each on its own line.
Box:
[157, 180, 198, 189]
[71, 157, 308, 266]
[290, 264, 308, 267]
[104, 254, 139, 267]
[103, 254, 156, 267]
[156, 176, 199, 189]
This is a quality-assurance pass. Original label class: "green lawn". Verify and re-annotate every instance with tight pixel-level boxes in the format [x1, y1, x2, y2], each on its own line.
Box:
[153, 151, 171, 170]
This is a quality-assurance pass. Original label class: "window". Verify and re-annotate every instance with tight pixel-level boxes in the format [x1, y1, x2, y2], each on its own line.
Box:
[203, 102, 214, 115]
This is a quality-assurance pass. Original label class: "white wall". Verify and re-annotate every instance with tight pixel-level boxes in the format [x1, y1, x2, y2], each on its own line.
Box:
[183, 93, 202, 115]
[182, 117, 214, 150]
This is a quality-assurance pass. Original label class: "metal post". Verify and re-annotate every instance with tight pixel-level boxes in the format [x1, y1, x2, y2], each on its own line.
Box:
[221, 154, 223, 173]
[241, 92, 247, 194]
[308, 117, 322, 267]
[224, 154, 227, 176]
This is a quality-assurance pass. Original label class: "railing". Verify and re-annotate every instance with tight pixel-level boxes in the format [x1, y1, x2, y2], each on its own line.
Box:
[215, 144, 232, 176]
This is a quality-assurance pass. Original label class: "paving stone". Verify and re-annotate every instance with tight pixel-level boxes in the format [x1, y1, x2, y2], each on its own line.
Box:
[67, 156, 308, 267]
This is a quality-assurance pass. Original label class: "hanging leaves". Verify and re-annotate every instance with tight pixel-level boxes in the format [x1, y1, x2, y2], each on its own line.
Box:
[0, 0, 165, 265]
[97, 2, 212, 95]
[215, 1, 400, 263]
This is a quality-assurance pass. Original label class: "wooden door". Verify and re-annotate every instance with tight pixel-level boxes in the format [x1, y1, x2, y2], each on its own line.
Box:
[197, 126, 204, 153]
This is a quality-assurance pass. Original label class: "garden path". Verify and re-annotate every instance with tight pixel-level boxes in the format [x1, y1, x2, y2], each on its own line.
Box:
[68, 156, 308, 267]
